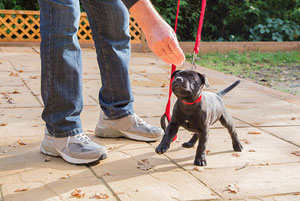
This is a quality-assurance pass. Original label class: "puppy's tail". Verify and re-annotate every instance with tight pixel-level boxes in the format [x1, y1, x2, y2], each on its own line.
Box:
[217, 80, 241, 97]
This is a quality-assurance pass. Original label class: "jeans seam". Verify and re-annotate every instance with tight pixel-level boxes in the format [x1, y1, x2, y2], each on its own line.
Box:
[48, 2, 54, 133]
[88, 3, 114, 114]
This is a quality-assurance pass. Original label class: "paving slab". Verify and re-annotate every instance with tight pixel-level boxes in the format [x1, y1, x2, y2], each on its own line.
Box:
[192, 163, 300, 199]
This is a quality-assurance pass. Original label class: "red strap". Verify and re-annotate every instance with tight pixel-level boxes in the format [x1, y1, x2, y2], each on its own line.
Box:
[193, 0, 206, 54]
[181, 95, 202, 105]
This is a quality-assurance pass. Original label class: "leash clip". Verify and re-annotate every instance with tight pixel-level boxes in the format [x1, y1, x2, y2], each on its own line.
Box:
[191, 51, 197, 70]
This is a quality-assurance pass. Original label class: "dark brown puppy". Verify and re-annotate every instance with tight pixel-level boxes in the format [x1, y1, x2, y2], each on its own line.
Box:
[156, 69, 243, 166]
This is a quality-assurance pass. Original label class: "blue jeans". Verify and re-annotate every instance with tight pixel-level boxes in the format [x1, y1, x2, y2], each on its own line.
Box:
[39, 0, 134, 137]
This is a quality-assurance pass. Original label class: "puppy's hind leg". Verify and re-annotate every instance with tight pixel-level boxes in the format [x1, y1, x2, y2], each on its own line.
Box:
[220, 110, 243, 152]
[182, 134, 198, 148]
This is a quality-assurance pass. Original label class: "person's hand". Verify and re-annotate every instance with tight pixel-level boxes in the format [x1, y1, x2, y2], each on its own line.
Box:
[130, 0, 185, 66]
[143, 18, 185, 66]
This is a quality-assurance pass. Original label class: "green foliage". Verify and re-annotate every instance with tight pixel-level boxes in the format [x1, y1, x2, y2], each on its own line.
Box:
[1, 0, 299, 41]
[250, 18, 300, 41]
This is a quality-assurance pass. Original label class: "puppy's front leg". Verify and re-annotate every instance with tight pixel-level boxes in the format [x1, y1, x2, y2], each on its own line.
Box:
[194, 130, 209, 166]
[156, 122, 179, 154]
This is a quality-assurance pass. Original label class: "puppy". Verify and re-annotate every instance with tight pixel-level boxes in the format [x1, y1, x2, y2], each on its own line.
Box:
[156, 69, 243, 166]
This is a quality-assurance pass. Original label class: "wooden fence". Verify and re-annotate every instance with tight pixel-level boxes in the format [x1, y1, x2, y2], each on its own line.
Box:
[0, 9, 143, 44]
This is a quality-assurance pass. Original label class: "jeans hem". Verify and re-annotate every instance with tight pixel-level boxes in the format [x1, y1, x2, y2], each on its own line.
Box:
[107, 110, 134, 120]
[46, 127, 83, 138]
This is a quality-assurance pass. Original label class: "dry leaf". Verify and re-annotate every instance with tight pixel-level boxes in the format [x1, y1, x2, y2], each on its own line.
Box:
[137, 159, 153, 171]
[30, 75, 38, 79]
[15, 187, 30, 192]
[0, 123, 7, 126]
[93, 193, 109, 199]
[235, 163, 249, 171]
[60, 174, 71, 179]
[32, 125, 38, 127]
[291, 117, 296, 120]
[9, 72, 19, 77]
[224, 184, 240, 194]
[11, 90, 20, 94]
[258, 162, 269, 166]
[160, 83, 166, 88]
[113, 192, 124, 195]
[2, 150, 8, 153]
[206, 150, 211, 155]
[291, 151, 300, 156]
[18, 70, 24, 73]
[247, 131, 261, 135]
[103, 172, 112, 176]
[17, 139, 27, 145]
[193, 167, 204, 172]
[140, 70, 146, 73]
[71, 189, 86, 198]
[232, 153, 240, 157]
[249, 149, 256, 152]
[293, 192, 300, 195]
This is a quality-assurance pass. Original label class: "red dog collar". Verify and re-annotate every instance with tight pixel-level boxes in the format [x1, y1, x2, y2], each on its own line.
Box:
[181, 95, 202, 105]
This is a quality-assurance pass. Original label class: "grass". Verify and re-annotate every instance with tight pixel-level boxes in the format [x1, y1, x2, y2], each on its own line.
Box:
[187, 51, 300, 95]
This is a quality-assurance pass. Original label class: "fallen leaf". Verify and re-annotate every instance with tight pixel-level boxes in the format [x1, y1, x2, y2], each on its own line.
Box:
[248, 149, 256, 152]
[137, 159, 153, 171]
[135, 189, 139, 192]
[258, 162, 269, 166]
[113, 192, 124, 195]
[293, 192, 300, 195]
[87, 129, 94, 133]
[232, 153, 240, 157]
[17, 139, 27, 145]
[206, 150, 211, 155]
[0, 123, 7, 126]
[15, 187, 30, 192]
[160, 83, 166, 88]
[15, 115, 22, 118]
[60, 174, 71, 179]
[103, 172, 112, 176]
[224, 184, 240, 194]
[2, 150, 8, 153]
[235, 163, 249, 171]
[10, 90, 20, 94]
[9, 72, 19, 77]
[18, 70, 24, 73]
[291, 151, 300, 156]
[291, 117, 296, 120]
[140, 70, 146, 73]
[93, 193, 109, 199]
[193, 167, 204, 172]
[30, 75, 38, 79]
[71, 189, 85, 198]
[247, 131, 261, 135]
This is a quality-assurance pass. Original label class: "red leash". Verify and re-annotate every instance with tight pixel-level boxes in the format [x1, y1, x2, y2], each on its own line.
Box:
[160, 0, 207, 141]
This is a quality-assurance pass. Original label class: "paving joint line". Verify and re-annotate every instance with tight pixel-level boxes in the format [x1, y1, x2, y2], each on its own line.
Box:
[87, 166, 121, 201]
[8, 60, 44, 107]
[233, 116, 300, 148]
[147, 142, 224, 200]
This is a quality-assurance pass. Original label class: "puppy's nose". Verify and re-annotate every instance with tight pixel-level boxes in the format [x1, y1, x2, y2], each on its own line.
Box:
[175, 77, 183, 82]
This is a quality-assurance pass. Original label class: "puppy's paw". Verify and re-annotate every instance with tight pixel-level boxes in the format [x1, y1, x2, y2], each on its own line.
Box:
[182, 142, 194, 148]
[233, 141, 243, 152]
[194, 159, 207, 166]
[155, 144, 170, 154]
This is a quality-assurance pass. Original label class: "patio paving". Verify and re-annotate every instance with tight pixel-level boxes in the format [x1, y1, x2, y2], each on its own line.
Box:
[0, 46, 300, 201]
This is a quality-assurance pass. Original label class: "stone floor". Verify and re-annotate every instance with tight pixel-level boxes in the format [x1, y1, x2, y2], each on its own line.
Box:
[0, 46, 300, 201]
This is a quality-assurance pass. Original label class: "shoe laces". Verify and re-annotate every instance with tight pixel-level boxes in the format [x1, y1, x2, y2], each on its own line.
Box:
[74, 133, 92, 144]
[133, 114, 147, 126]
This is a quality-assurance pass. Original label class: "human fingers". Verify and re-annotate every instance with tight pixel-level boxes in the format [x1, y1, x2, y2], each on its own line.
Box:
[167, 35, 185, 65]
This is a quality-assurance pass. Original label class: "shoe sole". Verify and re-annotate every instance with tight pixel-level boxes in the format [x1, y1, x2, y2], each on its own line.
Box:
[95, 126, 161, 142]
[40, 144, 107, 165]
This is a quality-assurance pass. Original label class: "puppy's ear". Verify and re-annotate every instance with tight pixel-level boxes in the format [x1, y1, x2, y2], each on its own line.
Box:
[198, 73, 209, 88]
[171, 70, 181, 79]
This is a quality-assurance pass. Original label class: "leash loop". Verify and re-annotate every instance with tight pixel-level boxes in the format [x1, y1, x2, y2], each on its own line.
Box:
[191, 51, 197, 70]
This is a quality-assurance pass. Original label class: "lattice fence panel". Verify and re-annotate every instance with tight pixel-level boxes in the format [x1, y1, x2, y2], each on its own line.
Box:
[0, 10, 142, 44]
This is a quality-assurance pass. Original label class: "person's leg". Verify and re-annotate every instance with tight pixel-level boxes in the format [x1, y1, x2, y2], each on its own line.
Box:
[81, 0, 163, 141]
[81, 0, 134, 119]
[39, 0, 107, 164]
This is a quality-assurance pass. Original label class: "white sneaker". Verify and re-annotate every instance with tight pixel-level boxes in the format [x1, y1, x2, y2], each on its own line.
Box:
[95, 111, 164, 142]
[40, 129, 107, 165]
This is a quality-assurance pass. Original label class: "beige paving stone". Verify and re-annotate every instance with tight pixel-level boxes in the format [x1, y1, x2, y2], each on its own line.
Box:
[0, 108, 43, 137]
[0, 60, 15, 72]
[154, 127, 300, 169]
[0, 46, 36, 53]
[133, 95, 168, 117]
[260, 126, 300, 146]
[0, 73, 24, 86]
[8, 53, 41, 72]
[90, 137, 179, 177]
[247, 194, 300, 201]
[192, 163, 300, 199]
[0, 86, 42, 108]
[104, 171, 219, 201]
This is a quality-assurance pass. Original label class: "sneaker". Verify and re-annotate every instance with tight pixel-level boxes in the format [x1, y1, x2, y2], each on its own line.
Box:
[40, 129, 107, 165]
[95, 111, 164, 142]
